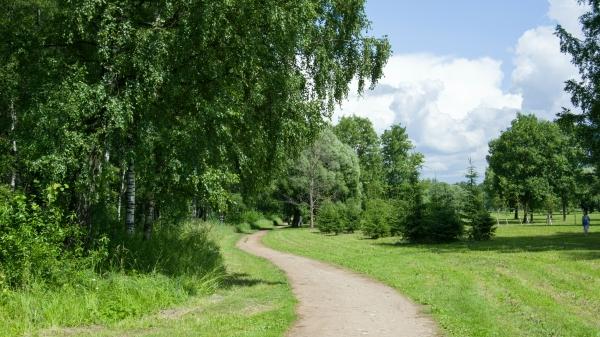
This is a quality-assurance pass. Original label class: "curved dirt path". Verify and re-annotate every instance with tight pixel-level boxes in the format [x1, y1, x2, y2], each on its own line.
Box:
[237, 231, 439, 337]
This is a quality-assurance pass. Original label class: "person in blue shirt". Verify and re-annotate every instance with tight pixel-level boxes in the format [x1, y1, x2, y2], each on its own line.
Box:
[582, 211, 591, 235]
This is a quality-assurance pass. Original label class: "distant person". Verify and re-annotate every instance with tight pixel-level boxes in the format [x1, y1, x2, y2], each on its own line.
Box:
[582, 212, 591, 235]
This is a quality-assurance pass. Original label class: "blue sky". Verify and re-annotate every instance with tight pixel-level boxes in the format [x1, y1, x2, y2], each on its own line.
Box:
[366, 1, 553, 88]
[335, 0, 586, 182]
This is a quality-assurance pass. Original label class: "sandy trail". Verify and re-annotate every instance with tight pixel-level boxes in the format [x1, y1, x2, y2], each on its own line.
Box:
[237, 230, 439, 337]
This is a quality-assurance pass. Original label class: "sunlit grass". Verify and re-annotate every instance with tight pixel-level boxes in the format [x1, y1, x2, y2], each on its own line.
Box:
[7, 223, 296, 337]
[264, 225, 600, 337]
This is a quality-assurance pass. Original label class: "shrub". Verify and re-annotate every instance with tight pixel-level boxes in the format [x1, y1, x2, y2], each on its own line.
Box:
[251, 219, 274, 230]
[423, 184, 463, 243]
[389, 199, 408, 236]
[240, 210, 263, 224]
[469, 209, 496, 241]
[361, 199, 392, 239]
[0, 184, 84, 288]
[317, 200, 346, 234]
[402, 182, 463, 243]
[425, 192, 463, 243]
[344, 198, 362, 232]
[103, 221, 224, 277]
[225, 193, 247, 223]
[235, 222, 252, 233]
[269, 215, 284, 226]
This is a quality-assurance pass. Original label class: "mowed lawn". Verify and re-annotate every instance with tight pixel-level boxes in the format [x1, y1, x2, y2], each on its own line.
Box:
[263, 224, 600, 337]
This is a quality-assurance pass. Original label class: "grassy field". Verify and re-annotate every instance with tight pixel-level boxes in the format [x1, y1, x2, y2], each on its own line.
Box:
[491, 209, 598, 226]
[264, 224, 600, 337]
[11, 223, 295, 337]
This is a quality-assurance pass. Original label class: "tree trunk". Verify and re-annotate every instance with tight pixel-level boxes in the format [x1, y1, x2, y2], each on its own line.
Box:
[144, 198, 154, 240]
[9, 99, 17, 191]
[125, 159, 136, 235]
[291, 208, 302, 228]
[514, 206, 519, 220]
[309, 183, 315, 229]
[522, 203, 528, 224]
[529, 211, 533, 224]
[117, 166, 126, 221]
[562, 199, 567, 222]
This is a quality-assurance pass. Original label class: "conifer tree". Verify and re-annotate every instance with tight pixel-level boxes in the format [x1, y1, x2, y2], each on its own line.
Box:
[462, 159, 496, 241]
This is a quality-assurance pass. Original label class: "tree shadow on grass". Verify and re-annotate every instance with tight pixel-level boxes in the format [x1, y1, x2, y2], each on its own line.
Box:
[375, 232, 600, 258]
[221, 272, 286, 289]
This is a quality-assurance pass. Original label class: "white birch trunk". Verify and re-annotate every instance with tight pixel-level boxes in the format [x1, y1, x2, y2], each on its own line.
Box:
[117, 165, 126, 221]
[125, 160, 136, 235]
[309, 180, 315, 229]
[10, 99, 17, 191]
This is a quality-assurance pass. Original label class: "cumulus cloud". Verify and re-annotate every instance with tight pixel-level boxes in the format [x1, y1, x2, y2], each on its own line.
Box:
[510, 26, 576, 118]
[510, 0, 588, 117]
[548, 0, 587, 38]
[334, 0, 588, 182]
[334, 54, 521, 181]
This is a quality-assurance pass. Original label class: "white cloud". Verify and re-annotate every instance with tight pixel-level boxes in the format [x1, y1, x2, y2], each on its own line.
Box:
[510, 26, 577, 118]
[548, 0, 587, 38]
[334, 0, 588, 182]
[334, 54, 522, 182]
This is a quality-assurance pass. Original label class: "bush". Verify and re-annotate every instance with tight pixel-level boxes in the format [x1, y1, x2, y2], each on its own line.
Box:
[251, 219, 274, 230]
[0, 184, 84, 288]
[240, 210, 263, 224]
[317, 200, 346, 234]
[389, 199, 408, 236]
[425, 189, 463, 243]
[269, 215, 284, 226]
[361, 199, 392, 239]
[103, 221, 224, 277]
[235, 222, 252, 233]
[344, 198, 362, 233]
[469, 209, 496, 241]
[401, 182, 463, 243]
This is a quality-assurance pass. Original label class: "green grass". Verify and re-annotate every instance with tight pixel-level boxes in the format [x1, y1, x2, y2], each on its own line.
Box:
[251, 219, 275, 230]
[491, 210, 600, 226]
[7, 223, 296, 337]
[263, 225, 600, 337]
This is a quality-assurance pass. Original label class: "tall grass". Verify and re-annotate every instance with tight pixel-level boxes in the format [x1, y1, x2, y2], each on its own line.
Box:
[0, 220, 224, 337]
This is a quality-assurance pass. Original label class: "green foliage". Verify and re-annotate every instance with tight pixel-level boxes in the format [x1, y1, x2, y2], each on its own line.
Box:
[278, 128, 362, 227]
[556, 4, 600, 171]
[235, 222, 252, 234]
[103, 222, 224, 278]
[241, 210, 264, 225]
[317, 200, 347, 235]
[402, 181, 463, 243]
[269, 215, 285, 226]
[424, 183, 463, 243]
[381, 124, 423, 198]
[487, 114, 575, 222]
[462, 160, 496, 241]
[470, 210, 496, 241]
[334, 116, 384, 198]
[0, 0, 390, 274]
[401, 178, 427, 242]
[344, 198, 363, 233]
[361, 199, 393, 239]
[251, 219, 275, 230]
[0, 185, 84, 288]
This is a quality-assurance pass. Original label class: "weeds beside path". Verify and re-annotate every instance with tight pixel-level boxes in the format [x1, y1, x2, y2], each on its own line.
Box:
[20, 224, 296, 337]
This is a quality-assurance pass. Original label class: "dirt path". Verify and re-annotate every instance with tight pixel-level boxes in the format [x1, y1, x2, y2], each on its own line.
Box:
[237, 231, 439, 337]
